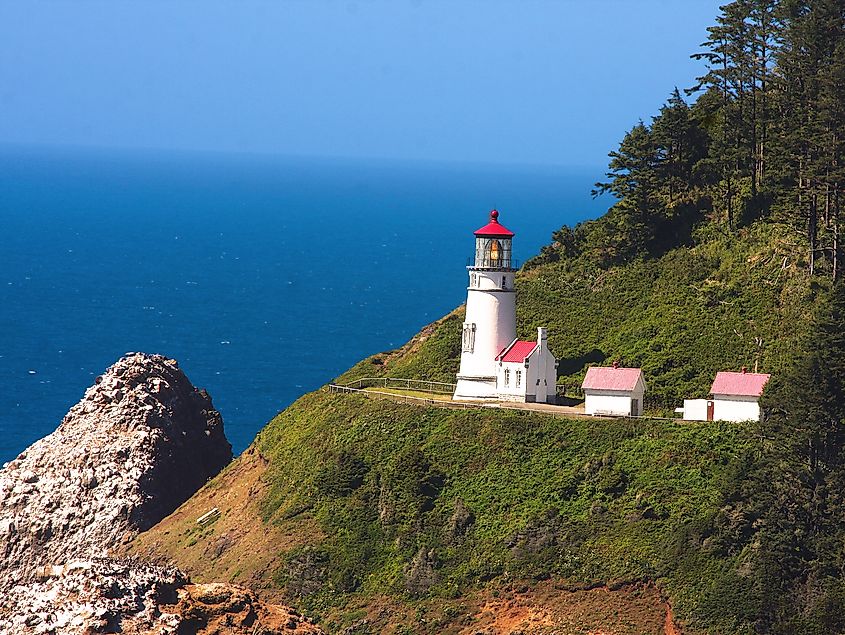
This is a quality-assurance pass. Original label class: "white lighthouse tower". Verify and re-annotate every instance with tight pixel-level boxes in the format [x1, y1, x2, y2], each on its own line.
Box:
[453, 209, 518, 400]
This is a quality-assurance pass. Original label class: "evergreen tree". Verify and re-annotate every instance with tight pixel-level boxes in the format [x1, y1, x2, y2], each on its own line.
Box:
[580, 0, 845, 274]
[746, 282, 845, 631]
[692, 0, 757, 229]
[816, 15, 845, 280]
[651, 88, 708, 204]
[768, 282, 845, 473]
[593, 122, 663, 262]
[771, 0, 845, 277]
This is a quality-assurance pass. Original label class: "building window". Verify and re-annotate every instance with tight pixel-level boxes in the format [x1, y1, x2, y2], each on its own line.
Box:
[461, 323, 476, 352]
[484, 239, 503, 267]
[504, 369, 510, 387]
[489, 239, 501, 263]
[516, 370, 522, 388]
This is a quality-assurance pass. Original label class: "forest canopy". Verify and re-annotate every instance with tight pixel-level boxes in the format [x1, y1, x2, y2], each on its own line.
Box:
[534, 0, 845, 281]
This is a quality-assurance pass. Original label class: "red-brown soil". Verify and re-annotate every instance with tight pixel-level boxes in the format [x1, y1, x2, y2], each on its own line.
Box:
[321, 580, 684, 634]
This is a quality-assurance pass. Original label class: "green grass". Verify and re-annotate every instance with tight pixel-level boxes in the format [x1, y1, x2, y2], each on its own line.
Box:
[361, 387, 453, 401]
[254, 390, 757, 631]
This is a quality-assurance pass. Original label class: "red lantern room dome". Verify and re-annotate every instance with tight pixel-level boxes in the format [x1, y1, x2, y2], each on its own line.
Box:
[474, 209, 515, 237]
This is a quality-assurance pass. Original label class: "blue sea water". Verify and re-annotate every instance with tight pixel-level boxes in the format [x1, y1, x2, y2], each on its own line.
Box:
[0, 146, 606, 463]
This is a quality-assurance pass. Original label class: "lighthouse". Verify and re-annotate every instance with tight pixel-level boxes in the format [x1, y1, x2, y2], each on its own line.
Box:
[453, 209, 558, 403]
[453, 209, 518, 400]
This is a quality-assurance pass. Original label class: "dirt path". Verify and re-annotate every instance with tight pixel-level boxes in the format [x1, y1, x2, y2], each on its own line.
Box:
[664, 603, 682, 635]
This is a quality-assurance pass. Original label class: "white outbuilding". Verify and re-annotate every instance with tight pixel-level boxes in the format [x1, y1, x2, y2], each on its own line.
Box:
[581, 364, 646, 416]
[495, 328, 557, 403]
[679, 369, 770, 422]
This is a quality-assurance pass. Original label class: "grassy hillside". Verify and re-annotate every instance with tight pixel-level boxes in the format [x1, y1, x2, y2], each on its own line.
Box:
[132, 1, 845, 629]
[134, 390, 757, 633]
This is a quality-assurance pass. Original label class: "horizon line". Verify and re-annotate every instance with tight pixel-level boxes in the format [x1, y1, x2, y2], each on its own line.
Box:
[0, 140, 608, 173]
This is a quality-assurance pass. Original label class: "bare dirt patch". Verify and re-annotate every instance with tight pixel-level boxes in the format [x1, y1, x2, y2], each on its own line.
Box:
[128, 446, 322, 595]
[323, 580, 683, 635]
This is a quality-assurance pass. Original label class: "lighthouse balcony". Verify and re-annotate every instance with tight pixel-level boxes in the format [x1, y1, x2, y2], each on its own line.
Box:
[467, 256, 519, 270]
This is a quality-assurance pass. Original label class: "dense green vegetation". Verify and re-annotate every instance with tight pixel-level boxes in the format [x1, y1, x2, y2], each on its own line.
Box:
[536, 0, 845, 280]
[255, 391, 757, 632]
[254, 2, 845, 633]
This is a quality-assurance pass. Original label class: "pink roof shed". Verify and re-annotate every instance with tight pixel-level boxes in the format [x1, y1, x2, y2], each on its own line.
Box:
[581, 366, 644, 392]
[710, 371, 770, 397]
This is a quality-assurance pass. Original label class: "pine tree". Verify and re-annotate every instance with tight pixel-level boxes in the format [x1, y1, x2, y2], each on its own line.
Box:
[816, 12, 845, 280]
[651, 88, 708, 205]
[692, 0, 757, 229]
[592, 122, 662, 261]
[771, 0, 845, 276]
[748, 0, 779, 194]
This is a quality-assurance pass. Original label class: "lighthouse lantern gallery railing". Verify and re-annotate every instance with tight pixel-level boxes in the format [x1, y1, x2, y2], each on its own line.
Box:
[467, 256, 520, 270]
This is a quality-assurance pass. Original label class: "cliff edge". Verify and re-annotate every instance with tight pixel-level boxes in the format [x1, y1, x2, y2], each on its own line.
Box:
[0, 353, 232, 589]
[0, 353, 322, 633]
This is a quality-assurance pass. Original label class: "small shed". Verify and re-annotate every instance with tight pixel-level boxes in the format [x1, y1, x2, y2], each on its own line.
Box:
[495, 327, 557, 404]
[711, 369, 770, 422]
[581, 364, 645, 416]
[679, 369, 770, 422]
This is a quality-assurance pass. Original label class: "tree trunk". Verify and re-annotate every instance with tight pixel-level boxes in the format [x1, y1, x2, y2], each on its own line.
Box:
[810, 191, 818, 277]
[835, 187, 841, 282]
[833, 198, 839, 281]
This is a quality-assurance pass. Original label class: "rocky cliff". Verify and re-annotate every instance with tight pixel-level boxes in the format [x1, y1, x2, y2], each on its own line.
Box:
[1, 558, 321, 634]
[0, 353, 256, 633]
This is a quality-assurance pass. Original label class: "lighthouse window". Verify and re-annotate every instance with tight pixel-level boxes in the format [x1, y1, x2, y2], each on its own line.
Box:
[502, 276, 507, 289]
[504, 369, 510, 387]
[471, 273, 478, 287]
[516, 370, 522, 388]
[487, 239, 502, 266]
[461, 323, 476, 352]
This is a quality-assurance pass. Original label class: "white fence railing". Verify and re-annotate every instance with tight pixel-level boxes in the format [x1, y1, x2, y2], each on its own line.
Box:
[340, 377, 457, 394]
[326, 377, 477, 409]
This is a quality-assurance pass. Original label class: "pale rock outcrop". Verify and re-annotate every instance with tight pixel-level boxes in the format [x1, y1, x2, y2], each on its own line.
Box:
[1, 558, 186, 634]
[0, 353, 234, 631]
[0, 559, 322, 635]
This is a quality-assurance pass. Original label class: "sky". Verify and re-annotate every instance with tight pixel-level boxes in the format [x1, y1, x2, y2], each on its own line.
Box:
[0, 1, 722, 167]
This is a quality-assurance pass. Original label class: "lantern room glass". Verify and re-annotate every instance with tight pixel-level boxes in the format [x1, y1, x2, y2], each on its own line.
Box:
[474, 237, 513, 269]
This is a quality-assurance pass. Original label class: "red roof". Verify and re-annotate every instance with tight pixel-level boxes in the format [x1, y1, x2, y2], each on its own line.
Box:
[581, 366, 643, 392]
[474, 209, 515, 237]
[497, 340, 538, 363]
[710, 371, 770, 397]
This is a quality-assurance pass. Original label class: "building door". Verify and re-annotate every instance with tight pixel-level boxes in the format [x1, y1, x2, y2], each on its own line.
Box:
[631, 399, 639, 416]
[707, 400, 714, 421]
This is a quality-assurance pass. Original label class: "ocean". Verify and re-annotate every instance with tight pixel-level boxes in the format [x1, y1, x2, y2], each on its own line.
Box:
[0, 146, 606, 462]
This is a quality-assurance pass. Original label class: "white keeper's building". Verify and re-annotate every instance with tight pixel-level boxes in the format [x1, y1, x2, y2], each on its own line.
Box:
[679, 369, 770, 422]
[581, 364, 646, 416]
[453, 210, 558, 403]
